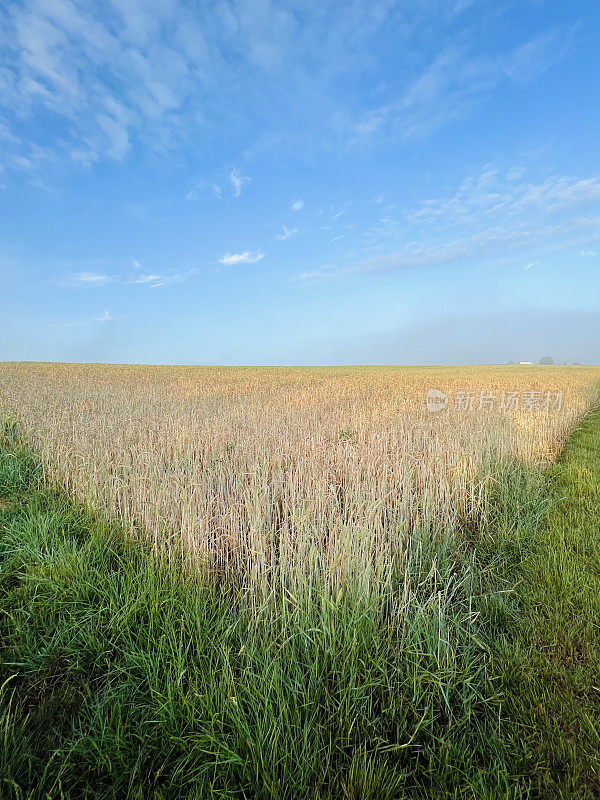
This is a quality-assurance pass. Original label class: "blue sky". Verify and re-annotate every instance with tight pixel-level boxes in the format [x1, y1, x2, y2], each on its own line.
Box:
[1, 0, 599, 364]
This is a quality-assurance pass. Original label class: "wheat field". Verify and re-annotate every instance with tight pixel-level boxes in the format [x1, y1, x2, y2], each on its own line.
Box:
[1, 362, 598, 602]
[2, 361, 600, 796]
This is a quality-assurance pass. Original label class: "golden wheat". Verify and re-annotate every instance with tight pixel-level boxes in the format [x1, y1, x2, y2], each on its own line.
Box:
[1, 363, 598, 600]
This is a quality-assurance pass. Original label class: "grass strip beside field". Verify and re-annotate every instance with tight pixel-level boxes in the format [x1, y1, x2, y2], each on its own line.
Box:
[501, 400, 600, 798]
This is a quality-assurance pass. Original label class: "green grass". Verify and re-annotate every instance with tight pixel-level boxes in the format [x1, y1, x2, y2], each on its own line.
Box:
[499, 401, 600, 798]
[1, 398, 600, 798]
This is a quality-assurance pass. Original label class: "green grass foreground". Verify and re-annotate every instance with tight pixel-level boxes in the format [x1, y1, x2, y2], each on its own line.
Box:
[500, 401, 600, 797]
[0, 401, 599, 799]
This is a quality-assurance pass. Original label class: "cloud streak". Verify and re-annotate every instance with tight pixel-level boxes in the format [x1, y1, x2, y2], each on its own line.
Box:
[0, 1, 579, 177]
[230, 168, 250, 198]
[67, 266, 200, 290]
[67, 271, 113, 287]
[61, 309, 113, 327]
[127, 268, 200, 288]
[352, 27, 576, 144]
[219, 251, 265, 266]
[275, 225, 298, 240]
[408, 171, 600, 225]
[293, 166, 600, 282]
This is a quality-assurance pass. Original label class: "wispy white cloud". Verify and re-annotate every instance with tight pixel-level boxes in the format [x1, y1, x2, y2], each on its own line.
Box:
[7, 143, 55, 174]
[291, 199, 304, 211]
[275, 225, 298, 240]
[230, 168, 250, 198]
[127, 268, 200, 288]
[147, 268, 201, 288]
[319, 202, 350, 221]
[0, 1, 578, 177]
[292, 268, 337, 285]
[387, 216, 599, 270]
[219, 251, 264, 266]
[292, 165, 600, 283]
[66, 264, 200, 290]
[61, 309, 113, 327]
[0, 0, 399, 172]
[67, 271, 113, 287]
[310, 217, 600, 281]
[70, 148, 99, 167]
[126, 260, 171, 285]
[352, 27, 576, 144]
[407, 169, 600, 225]
[127, 273, 163, 284]
[186, 180, 222, 201]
